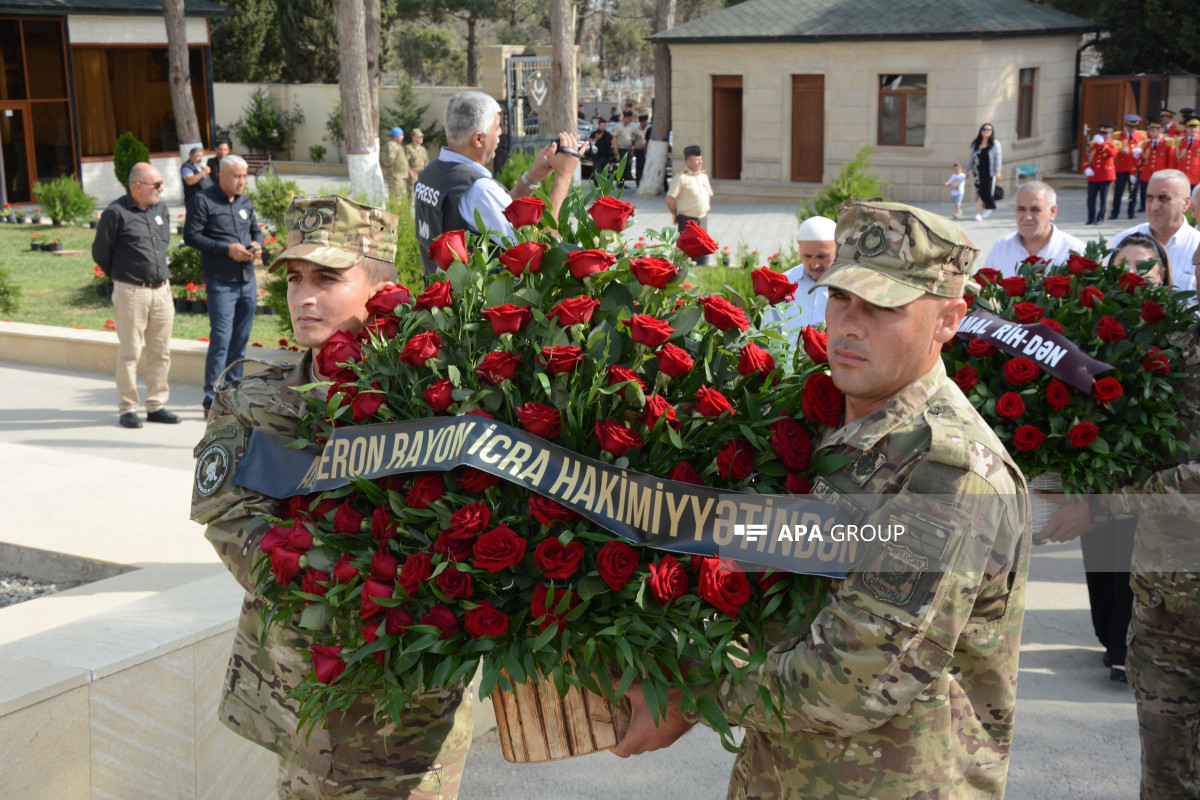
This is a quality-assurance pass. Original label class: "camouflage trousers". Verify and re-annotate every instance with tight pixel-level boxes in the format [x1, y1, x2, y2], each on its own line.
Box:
[277, 755, 464, 800]
[385, 175, 407, 201]
[1127, 602, 1200, 799]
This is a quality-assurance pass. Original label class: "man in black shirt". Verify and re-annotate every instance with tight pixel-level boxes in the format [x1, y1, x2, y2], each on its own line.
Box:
[92, 162, 180, 429]
[207, 138, 231, 181]
[589, 119, 614, 183]
[183, 154, 263, 414]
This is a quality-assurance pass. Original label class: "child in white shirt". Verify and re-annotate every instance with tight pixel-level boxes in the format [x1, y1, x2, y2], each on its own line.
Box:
[945, 163, 967, 219]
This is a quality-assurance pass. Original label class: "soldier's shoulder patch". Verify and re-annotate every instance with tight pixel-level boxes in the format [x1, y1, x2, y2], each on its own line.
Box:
[859, 541, 929, 607]
[193, 422, 239, 458]
[195, 442, 232, 497]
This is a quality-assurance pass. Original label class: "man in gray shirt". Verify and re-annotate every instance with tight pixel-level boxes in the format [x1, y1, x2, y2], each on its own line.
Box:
[92, 162, 181, 428]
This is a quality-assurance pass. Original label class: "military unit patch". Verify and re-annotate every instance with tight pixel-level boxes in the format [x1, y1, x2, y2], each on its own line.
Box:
[856, 223, 889, 258]
[195, 443, 231, 497]
[860, 541, 929, 606]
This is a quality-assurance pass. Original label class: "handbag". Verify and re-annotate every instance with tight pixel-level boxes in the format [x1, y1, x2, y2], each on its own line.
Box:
[994, 183, 1005, 200]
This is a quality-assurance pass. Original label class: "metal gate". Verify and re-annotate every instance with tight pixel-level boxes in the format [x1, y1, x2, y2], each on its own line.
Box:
[497, 55, 556, 172]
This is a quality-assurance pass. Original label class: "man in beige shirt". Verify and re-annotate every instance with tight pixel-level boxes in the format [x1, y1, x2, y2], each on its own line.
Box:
[612, 110, 635, 181]
[667, 144, 715, 264]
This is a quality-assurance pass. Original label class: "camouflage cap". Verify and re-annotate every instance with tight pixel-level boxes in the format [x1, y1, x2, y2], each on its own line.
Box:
[811, 198, 978, 308]
[271, 195, 398, 272]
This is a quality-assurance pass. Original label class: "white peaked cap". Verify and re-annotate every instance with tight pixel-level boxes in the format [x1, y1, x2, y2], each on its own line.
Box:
[797, 216, 836, 242]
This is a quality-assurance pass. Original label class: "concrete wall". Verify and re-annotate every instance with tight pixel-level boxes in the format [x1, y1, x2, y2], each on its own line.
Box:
[669, 35, 1082, 202]
[82, 154, 190, 209]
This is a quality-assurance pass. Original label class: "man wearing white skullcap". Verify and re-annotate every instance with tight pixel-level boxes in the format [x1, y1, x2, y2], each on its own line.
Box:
[763, 215, 836, 341]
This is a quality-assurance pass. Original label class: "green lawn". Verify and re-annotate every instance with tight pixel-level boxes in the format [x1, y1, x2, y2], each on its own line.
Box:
[0, 222, 291, 346]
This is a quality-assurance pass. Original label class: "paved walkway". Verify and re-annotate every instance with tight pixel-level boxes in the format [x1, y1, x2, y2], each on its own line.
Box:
[0, 359, 1139, 799]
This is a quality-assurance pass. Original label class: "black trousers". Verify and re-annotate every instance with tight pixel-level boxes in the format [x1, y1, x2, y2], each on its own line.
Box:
[1080, 516, 1136, 666]
[1111, 172, 1137, 219]
[1086, 181, 1112, 224]
[633, 149, 646, 184]
[1133, 177, 1149, 212]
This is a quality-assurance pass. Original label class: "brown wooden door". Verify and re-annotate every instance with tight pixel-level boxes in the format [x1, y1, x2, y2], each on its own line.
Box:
[711, 75, 742, 180]
[790, 75, 824, 182]
[1079, 76, 1170, 171]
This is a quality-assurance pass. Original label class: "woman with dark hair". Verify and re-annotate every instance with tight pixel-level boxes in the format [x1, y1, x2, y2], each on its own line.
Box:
[1110, 232, 1172, 285]
[968, 123, 1002, 221]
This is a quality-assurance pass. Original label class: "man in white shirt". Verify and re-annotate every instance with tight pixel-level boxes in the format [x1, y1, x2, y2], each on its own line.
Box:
[762, 216, 835, 342]
[1114, 168, 1200, 297]
[980, 181, 1085, 277]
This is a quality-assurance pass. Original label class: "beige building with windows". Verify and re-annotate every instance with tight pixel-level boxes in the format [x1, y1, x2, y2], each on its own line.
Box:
[653, 0, 1101, 203]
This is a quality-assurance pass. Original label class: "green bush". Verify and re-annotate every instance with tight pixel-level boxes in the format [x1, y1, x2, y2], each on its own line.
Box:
[233, 88, 304, 157]
[32, 174, 98, 224]
[496, 147, 536, 191]
[0, 266, 20, 315]
[113, 132, 149, 188]
[797, 143, 888, 221]
[167, 240, 204, 286]
[247, 171, 304, 232]
[309, 144, 327, 163]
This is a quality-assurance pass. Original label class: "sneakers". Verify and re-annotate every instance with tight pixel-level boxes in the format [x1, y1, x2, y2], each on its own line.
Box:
[981, 209, 993, 219]
[146, 408, 182, 424]
[974, 213, 983, 221]
[1110, 666, 1128, 684]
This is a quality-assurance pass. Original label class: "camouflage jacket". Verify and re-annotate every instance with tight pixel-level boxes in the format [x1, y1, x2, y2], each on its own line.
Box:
[190, 354, 473, 777]
[1112, 323, 1200, 615]
[406, 143, 429, 173]
[381, 140, 410, 179]
[699, 360, 1031, 800]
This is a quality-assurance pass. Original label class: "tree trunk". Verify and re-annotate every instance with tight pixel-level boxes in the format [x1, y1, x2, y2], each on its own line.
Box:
[164, 0, 202, 160]
[467, 15, 478, 87]
[366, 0, 381, 132]
[549, 0, 576, 139]
[574, 0, 590, 47]
[336, 0, 387, 202]
[637, 0, 674, 198]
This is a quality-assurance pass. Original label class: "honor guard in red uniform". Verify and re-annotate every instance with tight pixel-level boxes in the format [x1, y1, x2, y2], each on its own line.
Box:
[1161, 109, 1183, 139]
[1176, 118, 1200, 189]
[1112, 114, 1147, 220]
[1136, 120, 1176, 213]
[1086, 124, 1119, 224]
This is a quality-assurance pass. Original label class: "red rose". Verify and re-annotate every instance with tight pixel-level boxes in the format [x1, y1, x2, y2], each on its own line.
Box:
[332, 553, 359, 584]
[464, 601, 510, 638]
[648, 555, 688, 606]
[996, 391, 1026, 420]
[429, 230, 468, 269]
[503, 196, 547, 228]
[738, 341, 776, 378]
[315, 330, 362, 382]
[423, 378, 454, 411]
[350, 384, 384, 422]
[669, 461, 703, 485]
[549, 296, 601, 327]
[677, 221, 718, 259]
[422, 604, 460, 639]
[1119, 271, 1147, 293]
[457, 467, 499, 493]
[365, 285, 412, 315]
[1046, 379, 1071, 410]
[499, 241, 550, 276]
[1022, 255, 1047, 267]
[476, 350, 523, 384]
[644, 394, 681, 432]
[1012, 424, 1046, 451]
[695, 385, 734, 418]
[770, 417, 813, 471]
[655, 343, 694, 378]
[481, 303, 533, 335]
[1066, 421, 1100, 448]
[260, 522, 291, 554]
[1079, 286, 1105, 308]
[531, 584, 578, 633]
[751, 267, 798, 304]
[1092, 376, 1124, 403]
[286, 525, 313, 553]
[596, 419, 643, 456]
[608, 365, 647, 394]
[527, 495, 580, 526]
[1014, 302, 1044, 323]
[385, 607, 414, 635]
[270, 547, 302, 584]
[398, 551, 433, 595]
[625, 315, 675, 346]
[566, 249, 617, 279]
[717, 439, 755, 480]
[801, 372, 843, 426]
[1141, 300, 1165, 324]
[597, 541, 639, 591]
[472, 524, 528, 571]
[801, 326, 828, 364]
[1040, 318, 1064, 334]
[406, 475, 445, 509]
[517, 402, 562, 438]
[436, 565, 473, 599]
[954, 365, 979, 392]
[966, 339, 996, 357]
[333, 500, 365, 534]
[370, 549, 400, 581]
[1004, 357, 1040, 385]
[540, 345, 585, 373]
[629, 256, 679, 288]
[310, 643, 346, 684]
[534, 538, 585, 578]
[449, 502, 492, 535]
[1042, 275, 1073, 297]
[999, 276, 1027, 296]
[361, 578, 392, 619]
[698, 294, 750, 332]
[299, 568, 329, 601]
[435, 530, 479, 562]
[974, 268, 1002, 286]
[1067, 254, 1099, 274]
[400, 330, 444, 367]
[589, 195, 635, 231]
[1095, 315, 1125, 342]
[1144, 347, 1171, 374]
[371, 507, 396, 542]
[785, 474, 811, 494]
[698, 557, 752, 617]
[414, 280, 453, 311]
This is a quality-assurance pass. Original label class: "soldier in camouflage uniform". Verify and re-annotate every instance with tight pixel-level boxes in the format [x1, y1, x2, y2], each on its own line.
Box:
[381, 128, 410, 201]
[405, 129, 428, 196]
[613, 199, 1032, 800]
[191, 195, 473, 799]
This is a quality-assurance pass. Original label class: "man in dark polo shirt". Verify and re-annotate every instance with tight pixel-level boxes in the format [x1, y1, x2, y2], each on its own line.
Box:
[92, 162, 181, 429]
[183, 154, 263, 415]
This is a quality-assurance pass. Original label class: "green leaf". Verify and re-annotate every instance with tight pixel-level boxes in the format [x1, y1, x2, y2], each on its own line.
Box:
[298, 604, 330, 630]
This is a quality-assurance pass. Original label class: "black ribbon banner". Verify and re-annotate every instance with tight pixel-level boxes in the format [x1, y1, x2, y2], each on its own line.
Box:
[955, 308, 1113, 392]
[233, 418, 861, 578]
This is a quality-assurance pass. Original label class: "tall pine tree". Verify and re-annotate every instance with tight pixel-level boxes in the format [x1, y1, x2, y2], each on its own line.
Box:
[211, 0, 282, 82]
[279, 0, 341, 83]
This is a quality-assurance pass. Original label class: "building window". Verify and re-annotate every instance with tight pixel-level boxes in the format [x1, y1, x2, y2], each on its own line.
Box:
[1017, 68, 1036, 140]
[72, 46, 209, 158]
[878, 74, 926, 147]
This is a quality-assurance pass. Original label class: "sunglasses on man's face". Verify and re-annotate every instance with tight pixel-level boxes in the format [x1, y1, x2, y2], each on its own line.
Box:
[136, 181, 164, 190]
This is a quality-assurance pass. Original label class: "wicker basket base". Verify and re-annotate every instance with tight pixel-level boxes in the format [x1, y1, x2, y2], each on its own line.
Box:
[492, 673, 631, 763]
